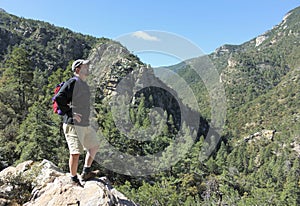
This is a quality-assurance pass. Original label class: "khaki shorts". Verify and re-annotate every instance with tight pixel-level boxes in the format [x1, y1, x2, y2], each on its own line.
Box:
[63, 123, 99, 154]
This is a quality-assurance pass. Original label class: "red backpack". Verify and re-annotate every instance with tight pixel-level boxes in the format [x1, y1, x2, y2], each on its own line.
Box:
[52, 77, 78, 115]
[52, 81, 65, 115]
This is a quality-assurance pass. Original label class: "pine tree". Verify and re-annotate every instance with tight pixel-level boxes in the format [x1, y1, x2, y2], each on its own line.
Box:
[2, 47, 33, 119]
[0, 47, 34, 169]
[15, 99, 68, 170]
[215, 141, 228, 170]
[280, 157, 300, 205]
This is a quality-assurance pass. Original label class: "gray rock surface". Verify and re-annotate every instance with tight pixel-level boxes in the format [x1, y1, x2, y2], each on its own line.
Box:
[0, 160, 137, 206]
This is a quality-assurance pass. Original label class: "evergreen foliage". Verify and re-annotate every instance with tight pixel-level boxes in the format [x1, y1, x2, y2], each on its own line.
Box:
[0, 6, 300, 205]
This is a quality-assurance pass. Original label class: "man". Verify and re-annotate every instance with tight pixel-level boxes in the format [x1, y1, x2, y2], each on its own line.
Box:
[55, 59, 99, 187]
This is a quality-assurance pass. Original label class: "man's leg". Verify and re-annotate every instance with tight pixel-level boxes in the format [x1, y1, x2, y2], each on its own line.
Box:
[81, 127, 100, 181]
[70, 153, 80, 176]
[81, 146, 100, 181]
[84, 146, 98, 167]
[63, 123, 83, 186]
[69, 153, 83, 187]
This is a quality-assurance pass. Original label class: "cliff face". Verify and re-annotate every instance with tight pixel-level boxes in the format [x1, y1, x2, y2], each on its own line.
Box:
[89, 41, 209, 138]
[0, 160, 137, 206]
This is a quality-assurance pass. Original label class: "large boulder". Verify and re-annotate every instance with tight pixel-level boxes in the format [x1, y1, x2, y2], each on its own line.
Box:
[0, 160, 137, 206]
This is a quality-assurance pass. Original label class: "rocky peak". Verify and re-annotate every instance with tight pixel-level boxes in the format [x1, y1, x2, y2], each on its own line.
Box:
[88, 42, 209, 136]
[282, 11, 293, 25]
[89, 41, 145, 99]
[0, 160, 137, 206]
[213, 44, 239, 56]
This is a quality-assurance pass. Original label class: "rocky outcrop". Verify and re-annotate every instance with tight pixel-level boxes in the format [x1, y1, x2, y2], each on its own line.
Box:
[0, 160, 137, 206]
[227, 57, 238, 68]
[243, 129, 276, 143]
[291, 139, 300, 156]
[213, 44, 239, 57]
[89, 42, 209, 139]
[89, 42, 144, 99]
[255, 35, 269, 47]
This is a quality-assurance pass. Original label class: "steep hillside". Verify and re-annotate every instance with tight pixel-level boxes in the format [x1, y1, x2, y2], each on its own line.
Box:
[0, 9, 107, 71]
[220, 6, 300, 138]
[233, 66, 300, 136]
[173, 6, 300, 139]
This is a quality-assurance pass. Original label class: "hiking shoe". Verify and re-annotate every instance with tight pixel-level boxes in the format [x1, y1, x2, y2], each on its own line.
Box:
[81, 170, 100, 181]
[72, 180, 84, 188]
[69, 177, 84, 188]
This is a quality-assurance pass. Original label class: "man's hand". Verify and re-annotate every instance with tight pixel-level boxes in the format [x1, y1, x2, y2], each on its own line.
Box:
[73, 113, 82, 123]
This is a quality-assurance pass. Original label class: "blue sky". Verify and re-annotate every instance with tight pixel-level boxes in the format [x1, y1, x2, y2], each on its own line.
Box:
[0, 0, 299, 67]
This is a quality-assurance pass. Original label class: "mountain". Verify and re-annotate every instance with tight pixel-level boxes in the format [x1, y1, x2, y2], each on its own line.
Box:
[171, 6, 300, 138]
[0, 6, 300, 206]
[0, 9, 108, 71]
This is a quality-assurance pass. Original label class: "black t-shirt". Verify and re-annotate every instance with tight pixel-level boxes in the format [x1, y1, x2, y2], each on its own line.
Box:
[55, 76, 91, 126]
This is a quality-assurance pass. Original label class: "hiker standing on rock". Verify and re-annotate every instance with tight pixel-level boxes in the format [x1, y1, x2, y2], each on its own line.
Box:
[55, 59, 100, 187]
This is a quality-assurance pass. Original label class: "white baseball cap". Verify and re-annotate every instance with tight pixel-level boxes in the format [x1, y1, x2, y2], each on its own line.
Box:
[71, 59, 90, 71]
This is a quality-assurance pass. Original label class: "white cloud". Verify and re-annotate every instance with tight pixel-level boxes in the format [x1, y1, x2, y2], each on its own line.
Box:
[132, 31, 160, 41]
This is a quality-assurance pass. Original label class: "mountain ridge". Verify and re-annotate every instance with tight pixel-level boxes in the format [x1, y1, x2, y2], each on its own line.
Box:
[169, 6, 300, 137]
[0, 5, 300, 205]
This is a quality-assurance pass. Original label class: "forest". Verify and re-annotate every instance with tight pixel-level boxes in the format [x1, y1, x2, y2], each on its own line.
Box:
[0, 6, 300, 206]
